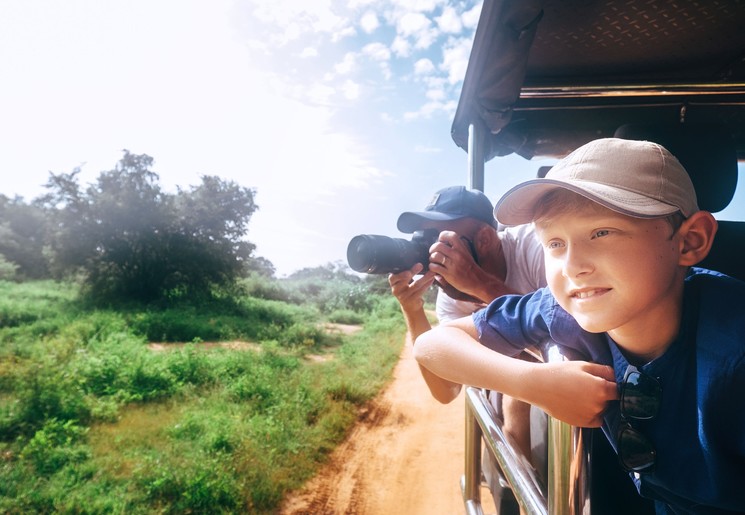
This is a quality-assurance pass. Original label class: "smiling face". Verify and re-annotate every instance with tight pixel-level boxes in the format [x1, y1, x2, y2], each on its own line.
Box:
[534, 191, 688, 361]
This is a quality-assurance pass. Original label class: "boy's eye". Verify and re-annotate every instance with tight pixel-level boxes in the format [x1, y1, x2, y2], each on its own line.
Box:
[592, 229, 610, 239]
[547, 240, 565, 249]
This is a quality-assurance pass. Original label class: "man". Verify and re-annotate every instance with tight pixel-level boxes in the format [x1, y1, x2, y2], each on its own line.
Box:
[388, 185, 546, 504]
[390, 185, 545, 345]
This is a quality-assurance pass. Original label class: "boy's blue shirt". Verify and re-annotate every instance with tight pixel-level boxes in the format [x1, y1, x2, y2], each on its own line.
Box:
[473, 267, 745, 514]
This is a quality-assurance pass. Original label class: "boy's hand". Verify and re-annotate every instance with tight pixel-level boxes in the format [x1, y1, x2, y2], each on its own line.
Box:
[531, 361, 618, 428]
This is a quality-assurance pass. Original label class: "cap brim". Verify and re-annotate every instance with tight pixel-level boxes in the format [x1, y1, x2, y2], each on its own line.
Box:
[495, 179, 681, 226]
[397, 211, 464, 233]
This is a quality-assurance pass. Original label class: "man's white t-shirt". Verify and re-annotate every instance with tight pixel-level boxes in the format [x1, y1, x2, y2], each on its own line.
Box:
[433, 223, 549, 486]
[435, 224, 546, 323]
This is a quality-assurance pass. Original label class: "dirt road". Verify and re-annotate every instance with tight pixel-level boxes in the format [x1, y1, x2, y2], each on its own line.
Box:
[280, 338, 496, 515]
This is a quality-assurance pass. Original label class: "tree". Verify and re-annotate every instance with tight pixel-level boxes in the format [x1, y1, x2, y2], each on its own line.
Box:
[0, 195, 50, 279]
[42, 151, 265, 302]
[243, 255, 275, 277]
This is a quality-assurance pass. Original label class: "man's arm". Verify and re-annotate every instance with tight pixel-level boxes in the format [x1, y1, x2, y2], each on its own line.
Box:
[414, 319, 618, 428]
[389, 263, 463, 403]
[388, 263, 435, 341]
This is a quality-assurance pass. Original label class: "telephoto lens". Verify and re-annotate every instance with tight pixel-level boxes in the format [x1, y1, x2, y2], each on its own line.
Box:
[346, 230, 436, 274]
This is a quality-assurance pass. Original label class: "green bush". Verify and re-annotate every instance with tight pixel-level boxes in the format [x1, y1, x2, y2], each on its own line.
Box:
[20, 419, 90, 475]
[0, 256, 18, 281]
[164, 344, 216, 387]
[327, 308, 365, 325]
[137, 454, 243, 513]
[8, 363, 92, 439]
[239, 273, 292, 302]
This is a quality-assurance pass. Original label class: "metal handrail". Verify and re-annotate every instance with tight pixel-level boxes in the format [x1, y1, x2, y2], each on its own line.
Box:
[463, 387, 546, 515]
[462, 342, 591, 515]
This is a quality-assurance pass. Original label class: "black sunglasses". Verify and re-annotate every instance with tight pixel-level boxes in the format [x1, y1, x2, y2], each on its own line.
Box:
[617, 365, 662, 473]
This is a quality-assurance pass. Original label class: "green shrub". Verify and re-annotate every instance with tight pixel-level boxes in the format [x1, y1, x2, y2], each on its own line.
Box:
[127, 296, 316, 343]
[129, 309, 224, 342]
[239, 273, 292, 302]
[227, 372, 277, 410]
[169, 410, 241, 454]
[20, 419, 90, 475]
[9, 364, 92, 439]
[164, 344, 216, 387]
[327, 308, 365, 325]
[0, 256, 18, 281]
[127, 359, 179, 401]
[137, 454, 243, 513]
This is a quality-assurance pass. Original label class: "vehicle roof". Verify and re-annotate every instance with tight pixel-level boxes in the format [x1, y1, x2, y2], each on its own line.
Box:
[451, 0, 745, 162]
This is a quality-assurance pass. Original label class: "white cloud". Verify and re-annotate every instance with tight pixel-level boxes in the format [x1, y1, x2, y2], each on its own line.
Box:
[397, 11, 431, 36]
[306, 82, 337, 104]
[348, 0, 377, 8]
[387, 0, 446, 12]
[249, 0, 351, 45]
[462, 3, 482, 29]
[403, 98, 457, 120]
[362, 42, 391, 61]
[380, 112, 395, 123]
[414, 58, 435, 75]
[363, 42, 392, 80]
[390, 35, 412, 57]
[441, 36, 473, 85]
[436, 6, 462, 33]
[334, 52, 358, 75]
[395, 11, 439, 49]
[360, 11, 379, 33]
[300, 47, 319, 58]
[425, 87, 446, 101]
[331, 25, 357, 42]
[341, 79, 361, 100]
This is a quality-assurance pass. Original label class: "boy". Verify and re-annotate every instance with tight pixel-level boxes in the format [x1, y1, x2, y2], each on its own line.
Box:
[414, 138, 745, 514]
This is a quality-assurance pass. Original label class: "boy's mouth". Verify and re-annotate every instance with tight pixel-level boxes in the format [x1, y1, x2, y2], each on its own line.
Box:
[570, 288, 609, 299]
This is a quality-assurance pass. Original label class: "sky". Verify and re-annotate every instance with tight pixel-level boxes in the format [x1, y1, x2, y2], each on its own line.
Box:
[1, 0, 743, 276]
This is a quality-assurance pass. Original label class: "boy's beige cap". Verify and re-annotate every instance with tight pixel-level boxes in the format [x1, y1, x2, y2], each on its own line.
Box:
[495, 138, 699, 226]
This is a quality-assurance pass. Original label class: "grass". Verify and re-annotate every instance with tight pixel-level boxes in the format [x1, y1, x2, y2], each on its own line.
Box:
[0, 279, 405, 514]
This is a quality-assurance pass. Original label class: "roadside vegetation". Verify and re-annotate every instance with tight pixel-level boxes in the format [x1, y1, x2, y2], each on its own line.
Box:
[0, 153, 430, 513]
[0, 273, 407, 514]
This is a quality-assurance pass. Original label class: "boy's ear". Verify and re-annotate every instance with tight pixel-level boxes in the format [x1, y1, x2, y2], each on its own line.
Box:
[678, 211, 718, 267]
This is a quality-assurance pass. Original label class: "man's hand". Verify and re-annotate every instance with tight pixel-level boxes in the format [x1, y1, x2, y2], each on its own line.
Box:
[428, 230, 509, 303]
[388, 263, 436, 314]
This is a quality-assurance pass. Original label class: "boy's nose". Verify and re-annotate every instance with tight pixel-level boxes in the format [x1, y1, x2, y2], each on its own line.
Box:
[562, 244, 594, 278]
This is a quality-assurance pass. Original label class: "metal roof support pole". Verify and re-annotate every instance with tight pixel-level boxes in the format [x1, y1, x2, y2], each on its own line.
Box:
[468, 123, 486, 192]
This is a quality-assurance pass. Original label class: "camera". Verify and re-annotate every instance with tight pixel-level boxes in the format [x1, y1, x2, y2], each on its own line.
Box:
[346, 229, 439, 274]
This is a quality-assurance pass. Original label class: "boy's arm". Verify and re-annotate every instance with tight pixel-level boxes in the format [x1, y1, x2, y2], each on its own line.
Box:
[414, 318, 619, 428]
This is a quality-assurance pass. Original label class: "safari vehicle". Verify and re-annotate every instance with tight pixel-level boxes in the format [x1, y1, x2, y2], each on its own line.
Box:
[449, 1, 745, 513]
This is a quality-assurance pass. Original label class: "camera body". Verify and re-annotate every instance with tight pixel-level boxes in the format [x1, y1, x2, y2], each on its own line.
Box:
[346, 229, 439, 274]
